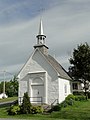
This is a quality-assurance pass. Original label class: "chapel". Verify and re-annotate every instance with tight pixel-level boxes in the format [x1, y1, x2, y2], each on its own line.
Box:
[18, 20, 72, 105]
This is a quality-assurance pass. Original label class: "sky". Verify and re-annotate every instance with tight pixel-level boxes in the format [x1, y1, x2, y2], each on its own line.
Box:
[0, 0, 90, 80]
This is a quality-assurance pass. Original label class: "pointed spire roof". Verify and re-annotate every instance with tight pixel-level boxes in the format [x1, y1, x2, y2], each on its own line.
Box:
[38, 19, 44, 35]
[34, 19, 48, 54]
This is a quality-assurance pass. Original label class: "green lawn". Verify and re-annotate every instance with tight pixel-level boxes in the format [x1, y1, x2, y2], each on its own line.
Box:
[0, 97, 18, 103]
[0, 99, 90, 119]
[0, 108, 60, 120]
[51, 100, 90, 119]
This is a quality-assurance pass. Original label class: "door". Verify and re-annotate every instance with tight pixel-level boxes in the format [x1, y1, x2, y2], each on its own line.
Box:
[32, 85, 44, 103]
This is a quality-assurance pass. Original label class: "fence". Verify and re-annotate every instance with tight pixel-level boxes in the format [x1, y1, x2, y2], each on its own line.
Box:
[19, 97, 43, 104]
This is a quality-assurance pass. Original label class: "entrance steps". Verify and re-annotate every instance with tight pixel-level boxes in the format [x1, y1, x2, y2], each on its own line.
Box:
[42, 104, 51, 113]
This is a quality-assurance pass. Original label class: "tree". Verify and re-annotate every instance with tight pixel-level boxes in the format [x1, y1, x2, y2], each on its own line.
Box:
[0, 75, 18, 97]
[20, 92, 31, 114]
[6, 75, 18, 97]
[69, 43, 90, 98]
[0, 82, 3, 93]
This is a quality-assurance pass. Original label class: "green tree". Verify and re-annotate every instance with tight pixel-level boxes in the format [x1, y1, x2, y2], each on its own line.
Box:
[6, 75, 18, 97]
[69, 43, 90, 98]
[0, 82, 3, 93]
[0, 75, 18, 97]
[20, 92, 31, 114]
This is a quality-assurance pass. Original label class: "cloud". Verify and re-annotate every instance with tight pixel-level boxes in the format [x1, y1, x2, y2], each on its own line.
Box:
[0, 0, 59, 26]
[42, 1, 90, 69]
[0, 0, 90, 80]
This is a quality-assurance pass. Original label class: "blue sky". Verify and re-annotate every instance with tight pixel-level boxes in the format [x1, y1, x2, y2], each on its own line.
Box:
[0, 0, 90, 80]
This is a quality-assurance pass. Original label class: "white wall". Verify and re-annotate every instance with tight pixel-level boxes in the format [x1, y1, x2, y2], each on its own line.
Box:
[18, 49, 71, 105]
[18, 50, 59, 105]
[18, 81, 27, 104]
[47, 74, 59, 105]
[58, 78, 71, 103]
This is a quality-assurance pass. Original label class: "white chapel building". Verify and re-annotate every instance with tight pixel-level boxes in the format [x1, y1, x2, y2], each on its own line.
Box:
[18, 20, 72, 105]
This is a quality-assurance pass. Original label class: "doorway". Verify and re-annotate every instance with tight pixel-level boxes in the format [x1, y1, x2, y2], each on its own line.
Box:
[31, 85, 44, 103]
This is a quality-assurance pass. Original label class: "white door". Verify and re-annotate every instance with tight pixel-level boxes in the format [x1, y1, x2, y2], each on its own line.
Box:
[32, 85, 44, 103]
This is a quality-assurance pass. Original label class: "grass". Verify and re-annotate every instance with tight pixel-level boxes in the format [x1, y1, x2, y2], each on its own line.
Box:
[51, 100, 90, 119]
[0, 99, 90, 119]
[0, 97, 18, 103]
[0, 108, 61, 120]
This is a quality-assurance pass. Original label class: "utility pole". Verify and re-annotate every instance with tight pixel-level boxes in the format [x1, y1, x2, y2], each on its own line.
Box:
[0, 70, 14, 99]
[3, 71, 5, 95]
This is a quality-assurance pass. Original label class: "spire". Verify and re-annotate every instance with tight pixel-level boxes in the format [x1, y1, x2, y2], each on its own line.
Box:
[34, 19, 49, 55]
[38, 19, 44, 35]
[36, 19, 46, 45]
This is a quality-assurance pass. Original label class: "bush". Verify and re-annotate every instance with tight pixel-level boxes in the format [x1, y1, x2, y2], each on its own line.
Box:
[7, 105, 20, 115]
[75, 95, 86, 101]
[60, 100, 68, 108]
[48, 94, 87, 113]
[48, 104, 62, 113]
[20, 92, 31, 114]
[73, 91, 84, 96]
[65, 94, 75, 101]
[66, 99, 74, 106]
[87, 92, 90, 98]
[52, 104, 62, 111]
[30, 106, 43, 114]
[60, 100, 74, 108]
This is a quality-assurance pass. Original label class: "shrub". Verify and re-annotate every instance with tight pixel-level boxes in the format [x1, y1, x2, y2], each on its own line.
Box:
[73, 91, 84, 96]
[75, 95, 86, 101]
[30, 106, 43, 114]
[48, 104, 62, 113]
[64, 94, 75, 106]
[87, 92, 90, 98]
[20, 92, 31, 114]
[65, 94, 75, 101]
[7, 105, 20, 115]
[66, 99, 74, 106]
[48, 94, 87, 113]
[60, 100, 68, 108]
[51, 104, 62, 111]
[60, 99, 74, 108]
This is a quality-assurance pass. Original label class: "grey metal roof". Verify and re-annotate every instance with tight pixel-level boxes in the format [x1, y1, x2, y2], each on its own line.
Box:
[44, 54, 72, 80]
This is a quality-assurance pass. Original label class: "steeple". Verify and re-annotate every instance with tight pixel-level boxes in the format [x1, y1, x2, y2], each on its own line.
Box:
[34, 19, 48, 55]
[38, 19, 44, 35]
[36, 19, 46, 45]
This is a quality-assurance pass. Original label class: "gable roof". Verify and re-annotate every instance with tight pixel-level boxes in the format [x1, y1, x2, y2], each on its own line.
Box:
[42, 53, 72, 80]
[18, 48, 72, 81]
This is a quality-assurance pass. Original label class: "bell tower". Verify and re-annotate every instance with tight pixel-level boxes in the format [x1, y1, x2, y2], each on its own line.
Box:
[34, 20, 49, 55]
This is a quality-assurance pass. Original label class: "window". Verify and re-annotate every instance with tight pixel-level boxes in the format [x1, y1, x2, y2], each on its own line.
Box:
[73, 83, 78, 90]
[64, 84, 67, 93]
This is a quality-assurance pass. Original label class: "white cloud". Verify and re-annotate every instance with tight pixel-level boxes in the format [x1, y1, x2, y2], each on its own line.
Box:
[0, 0, 90, 79]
